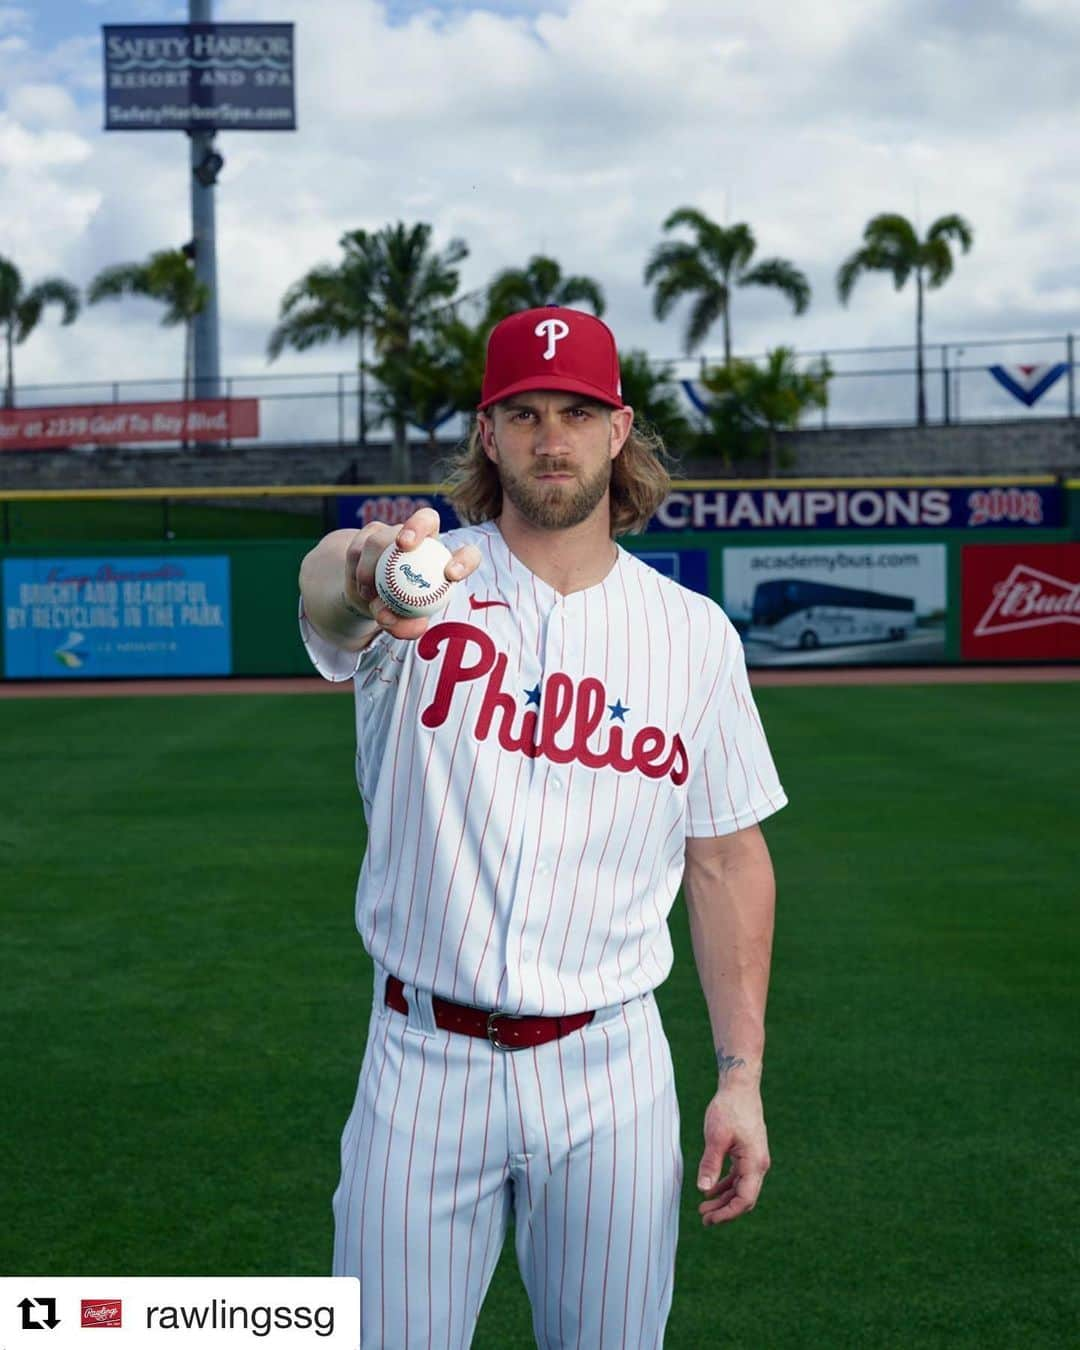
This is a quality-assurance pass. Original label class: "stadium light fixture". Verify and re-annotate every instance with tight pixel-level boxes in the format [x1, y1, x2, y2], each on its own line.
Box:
[193, 148, 224, 187]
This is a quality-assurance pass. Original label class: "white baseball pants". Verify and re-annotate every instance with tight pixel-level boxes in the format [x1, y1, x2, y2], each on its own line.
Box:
[332, 969, 682, 1349]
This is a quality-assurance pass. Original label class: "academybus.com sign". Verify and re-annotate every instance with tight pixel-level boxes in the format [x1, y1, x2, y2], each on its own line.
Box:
[648, 483, 1061, 532]
[103, 23, 296, 131]
[961, 543, 1080, 661]
[723, 543, 948, 667]
[2, 557, 232, 678]
[0, 399, 259, 450]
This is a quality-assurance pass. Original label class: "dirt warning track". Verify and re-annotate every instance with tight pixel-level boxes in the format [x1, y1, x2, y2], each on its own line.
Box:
[0, 665, 1077, 699]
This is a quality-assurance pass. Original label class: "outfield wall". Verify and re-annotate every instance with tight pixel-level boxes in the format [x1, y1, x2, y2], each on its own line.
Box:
[1, 475, 1077, 680]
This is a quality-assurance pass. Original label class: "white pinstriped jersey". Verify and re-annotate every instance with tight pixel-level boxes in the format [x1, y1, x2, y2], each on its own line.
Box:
[302, 519, 787, 1016]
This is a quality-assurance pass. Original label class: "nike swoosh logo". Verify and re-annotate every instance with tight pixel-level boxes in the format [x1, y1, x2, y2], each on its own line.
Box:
[469, 596, 511, 611]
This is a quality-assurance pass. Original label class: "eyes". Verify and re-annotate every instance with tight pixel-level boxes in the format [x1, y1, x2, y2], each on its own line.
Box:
[507, 406, 594, 425]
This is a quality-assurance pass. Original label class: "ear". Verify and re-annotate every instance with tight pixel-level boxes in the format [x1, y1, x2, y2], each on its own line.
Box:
[609, 405, 634, 460]
[478, 411, 498, 463]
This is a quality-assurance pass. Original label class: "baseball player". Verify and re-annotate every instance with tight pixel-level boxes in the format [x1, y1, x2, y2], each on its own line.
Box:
[299, 306, 786, 1349]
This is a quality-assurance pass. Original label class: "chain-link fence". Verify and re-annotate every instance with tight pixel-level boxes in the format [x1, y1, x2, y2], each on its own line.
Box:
[8, 332, 1076, 445]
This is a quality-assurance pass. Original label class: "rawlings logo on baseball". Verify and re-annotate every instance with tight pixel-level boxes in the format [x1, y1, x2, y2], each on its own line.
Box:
[400, 563, 431, 590]
[375, 538, 454, 617]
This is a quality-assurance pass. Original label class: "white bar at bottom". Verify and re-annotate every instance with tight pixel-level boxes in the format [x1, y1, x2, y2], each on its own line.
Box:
[0, 1278, 359, 1347]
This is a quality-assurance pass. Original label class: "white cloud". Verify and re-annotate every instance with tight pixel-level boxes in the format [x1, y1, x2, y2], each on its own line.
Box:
[0, 0, 1076, 400]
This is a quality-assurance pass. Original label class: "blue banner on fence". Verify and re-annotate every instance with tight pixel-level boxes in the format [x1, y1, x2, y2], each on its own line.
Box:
[103, 24, 296, 132]
[2, 556, 232, 678]
[339, 483, 1060, 537]
[631, 549, 709, 595]
[647, 483, 1062, 532]
[338, 493, 462, 532]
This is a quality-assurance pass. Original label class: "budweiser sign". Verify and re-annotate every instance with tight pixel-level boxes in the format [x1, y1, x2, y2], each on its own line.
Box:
[962, 544, 1080, 660]
[974, 565, 1080, 635]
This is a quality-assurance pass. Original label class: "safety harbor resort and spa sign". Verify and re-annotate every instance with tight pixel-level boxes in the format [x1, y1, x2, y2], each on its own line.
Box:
[2, 557, 232, 678]
[103, 23, 296, 131]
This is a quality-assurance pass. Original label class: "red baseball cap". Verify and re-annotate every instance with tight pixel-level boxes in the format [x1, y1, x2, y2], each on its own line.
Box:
[479, 306, 623, 410]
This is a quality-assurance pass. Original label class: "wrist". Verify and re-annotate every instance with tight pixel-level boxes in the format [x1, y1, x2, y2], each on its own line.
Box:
[714, 1043, 762, 1092]
[340, 587, 375, 625]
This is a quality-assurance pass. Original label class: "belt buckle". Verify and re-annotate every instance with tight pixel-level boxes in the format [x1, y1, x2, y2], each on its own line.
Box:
[486, 1010, 529, 1051]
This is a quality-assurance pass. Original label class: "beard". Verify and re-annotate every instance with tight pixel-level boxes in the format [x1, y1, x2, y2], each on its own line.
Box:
[495, 448, 612, 530]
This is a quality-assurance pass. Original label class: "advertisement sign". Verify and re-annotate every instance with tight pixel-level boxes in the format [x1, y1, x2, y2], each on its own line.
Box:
[0, 399, 259, 451]
[649, 483, 1060, 532]
[103, 24, 296, 132]
[3, 557, 232, 678]
[338, 492, 461, 532]
[723, 544, 947, 667]
[335, 496, 710, 594]
[961, 543, 1080, 661]
[631, 549, 709, 595]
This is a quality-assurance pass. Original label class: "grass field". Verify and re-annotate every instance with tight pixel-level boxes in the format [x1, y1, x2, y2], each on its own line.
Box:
[1, 683, 1077, 1347]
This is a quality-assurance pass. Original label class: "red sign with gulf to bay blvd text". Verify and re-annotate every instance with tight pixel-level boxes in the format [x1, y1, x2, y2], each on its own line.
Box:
[0, 399, 259, 450]
[961, 543, 1080, 660]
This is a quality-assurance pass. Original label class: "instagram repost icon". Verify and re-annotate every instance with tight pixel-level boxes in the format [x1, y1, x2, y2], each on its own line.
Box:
[81, 1299, 122, 1328]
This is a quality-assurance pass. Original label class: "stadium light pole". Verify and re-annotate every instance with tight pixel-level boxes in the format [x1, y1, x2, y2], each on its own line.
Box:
[189, 0, 221, 400]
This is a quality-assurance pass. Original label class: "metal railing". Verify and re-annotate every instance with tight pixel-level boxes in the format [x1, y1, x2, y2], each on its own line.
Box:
[6, 332, 1076, 445]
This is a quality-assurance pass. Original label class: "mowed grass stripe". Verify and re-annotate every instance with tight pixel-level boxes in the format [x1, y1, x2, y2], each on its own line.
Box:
[0, 685, 1076, 1347]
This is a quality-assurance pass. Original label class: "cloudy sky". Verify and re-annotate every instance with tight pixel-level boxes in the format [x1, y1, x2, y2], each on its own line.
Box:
[2, 0, 1079, 419]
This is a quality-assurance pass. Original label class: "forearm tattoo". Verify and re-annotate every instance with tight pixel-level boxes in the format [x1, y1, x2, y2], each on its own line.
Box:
[715, 1045, 746, 1084]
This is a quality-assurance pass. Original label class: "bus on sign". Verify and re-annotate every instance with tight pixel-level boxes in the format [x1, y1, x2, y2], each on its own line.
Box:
[103, 24, 296, 132]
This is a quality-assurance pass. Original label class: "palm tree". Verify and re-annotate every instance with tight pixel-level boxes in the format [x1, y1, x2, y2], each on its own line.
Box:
[837, 212, 974, 426]
[0, 256, 80, 408]
[617, 349, 696, 454]
[644, 207, 810, 367]
[701, 348, 831, 476]
[485, 255, 605, 322]
[268, 231, 378, 449]
[371, 316, 487, 454]
[271, 222, 467, 479]
[88, 249, 207, 401]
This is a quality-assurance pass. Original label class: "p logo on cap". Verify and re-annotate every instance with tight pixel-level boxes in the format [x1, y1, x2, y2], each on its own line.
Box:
[479, 306, 623, 410]
[535, 317, 570, 359]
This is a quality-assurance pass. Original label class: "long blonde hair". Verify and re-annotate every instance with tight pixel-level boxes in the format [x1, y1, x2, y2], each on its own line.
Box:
[442, 413, 674, 538]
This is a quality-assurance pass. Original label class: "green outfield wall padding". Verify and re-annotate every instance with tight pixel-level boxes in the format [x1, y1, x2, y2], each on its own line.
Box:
[2, 480, 1077, 679]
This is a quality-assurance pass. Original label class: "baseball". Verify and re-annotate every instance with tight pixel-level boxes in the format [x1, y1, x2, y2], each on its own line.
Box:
[374, 536, 454, 618]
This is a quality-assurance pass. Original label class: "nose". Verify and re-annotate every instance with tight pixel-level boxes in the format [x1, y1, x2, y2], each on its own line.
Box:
[533, 411, 568, 457]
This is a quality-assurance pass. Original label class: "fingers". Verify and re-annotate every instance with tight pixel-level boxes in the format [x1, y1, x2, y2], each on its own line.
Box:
[446, 544, 482, 584]
[697, 1161, 768, 1228]
[393, 506, 442, 550]
[367, 599, 433, 643]
[344, 513, 480, 640]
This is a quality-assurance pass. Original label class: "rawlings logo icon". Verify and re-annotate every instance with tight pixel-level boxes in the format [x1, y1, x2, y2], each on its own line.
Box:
[81, 1299, 122, 1328]
[400, 563, 431, 590]
[417, 622, 689, 784]
[535, 317, 570, 360]
[973, 564, 1080, 636]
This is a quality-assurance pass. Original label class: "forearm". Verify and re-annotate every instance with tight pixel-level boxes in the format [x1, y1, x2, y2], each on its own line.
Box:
[683, 826, 776, 1090]
[299, 528, 378, 651]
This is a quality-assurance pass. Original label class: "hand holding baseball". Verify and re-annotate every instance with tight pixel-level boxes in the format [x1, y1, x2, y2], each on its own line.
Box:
[347, 507, 482, 641]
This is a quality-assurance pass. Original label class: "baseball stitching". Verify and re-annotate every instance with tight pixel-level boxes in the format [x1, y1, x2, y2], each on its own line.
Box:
[379, 546, 452, 614]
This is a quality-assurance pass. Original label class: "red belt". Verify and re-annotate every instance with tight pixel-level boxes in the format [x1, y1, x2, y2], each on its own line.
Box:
[384, 975, 594, 1051]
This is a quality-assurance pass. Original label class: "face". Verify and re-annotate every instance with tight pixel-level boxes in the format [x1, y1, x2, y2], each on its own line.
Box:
[478, 392, 633, 530]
